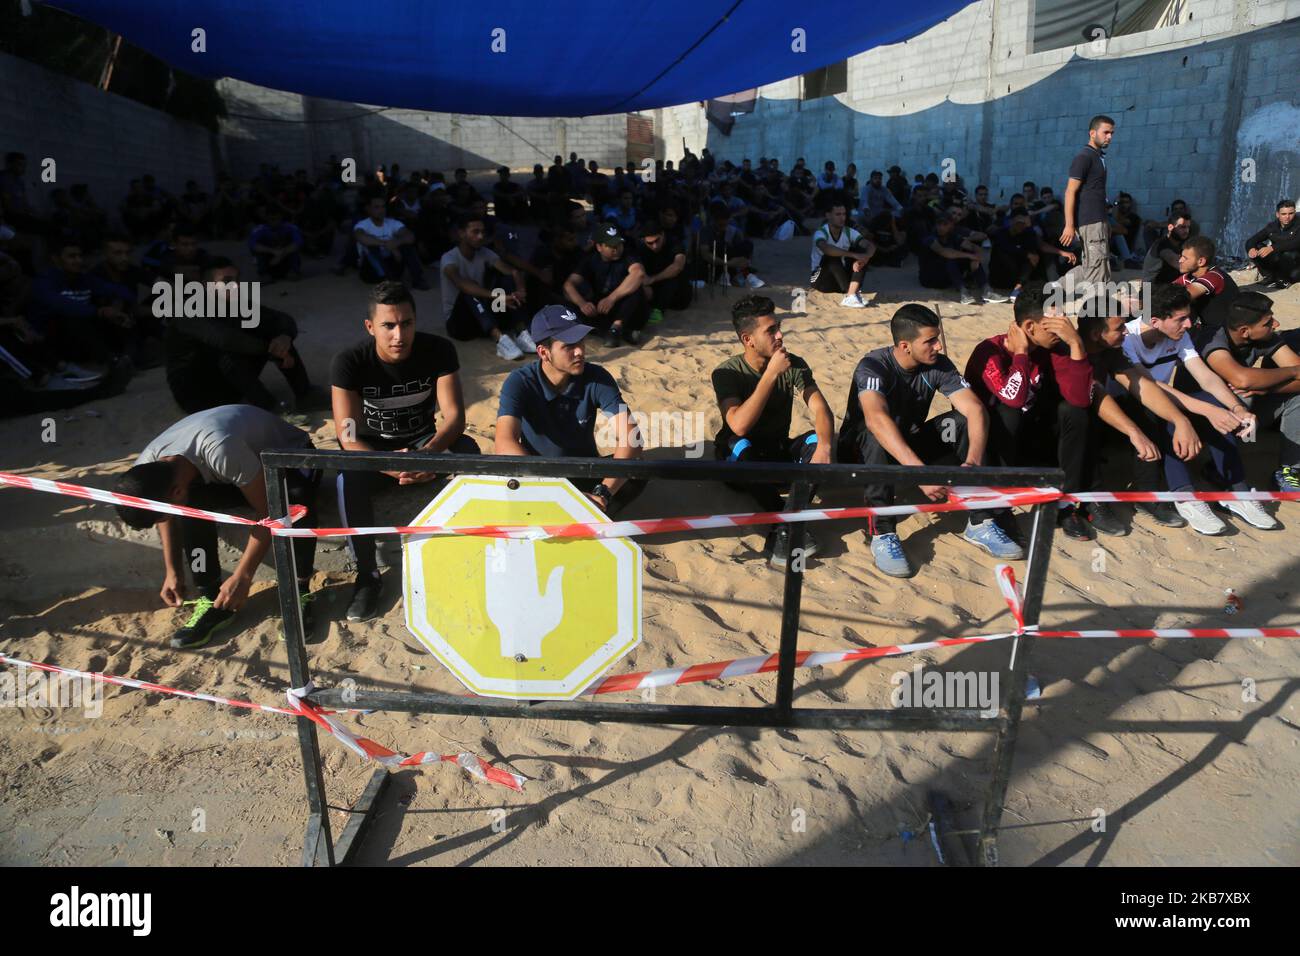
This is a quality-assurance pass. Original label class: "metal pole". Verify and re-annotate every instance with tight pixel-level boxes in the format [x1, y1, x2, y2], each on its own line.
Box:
[266, 461, 335, 867]
[775, 481, 811, 718]
[977, 498, 1057, 866]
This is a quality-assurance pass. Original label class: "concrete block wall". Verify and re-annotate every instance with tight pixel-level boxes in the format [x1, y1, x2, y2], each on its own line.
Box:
[1, 52, 216, 223]
[218, 80, 631, 179]
[660, 0, 1299, 244]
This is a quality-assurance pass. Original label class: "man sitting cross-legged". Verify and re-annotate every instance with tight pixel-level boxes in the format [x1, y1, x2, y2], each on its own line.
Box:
[964, 285, 1098, 540]
[635, 219, 690, 324]
[439, 213, 533, 362]
[837, 304, 1025, 578]
[1197, 290, 1300, 495]
[564, 224, 649, 348]
[810, 201, 876, 309]
[1245, 199, 1299, 291]
[711, 294, 835, 569]
[495, 304, 646, 515]
[353, 195, 429, 289]
[113, 404, 322, 649]
[332, 281, 480, 622]
[1122, 284, 1273, 534]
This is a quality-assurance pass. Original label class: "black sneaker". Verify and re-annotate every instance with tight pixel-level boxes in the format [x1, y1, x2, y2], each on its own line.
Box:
[624, 328, 643, 346]
[604, 326, 622, 348]
[1085, 501, 1127, 537]
[1135, 500, 1187, 528]
[171, 597, 236, 649]
[1056, 505, 1092, 541]
[346, 575, 382, 622]
[768, 524, 819, 570]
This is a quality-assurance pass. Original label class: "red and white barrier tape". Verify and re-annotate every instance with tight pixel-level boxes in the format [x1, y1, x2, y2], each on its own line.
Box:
[0, 471, 307, 528]
[6, 469, 1299, 542]
[0, 652, 525, 791]
[286, 685, 525, 791]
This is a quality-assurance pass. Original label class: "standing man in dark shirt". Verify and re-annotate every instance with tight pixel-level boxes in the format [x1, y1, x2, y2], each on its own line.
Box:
[495, 304, 645, 514]
[1246, 199, 1300, 290]
[331, 281, 479, 621]
[711, 294, 834, 568]
[837, 304, 1024, 578]
[635, 219, 689, 322]
[1142, 214, 1192, 287]
[1061, 114, 1115, 293]
[564, 224, 648, 348]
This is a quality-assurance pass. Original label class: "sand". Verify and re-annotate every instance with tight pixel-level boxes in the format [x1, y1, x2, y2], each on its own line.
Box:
[1, 234, 1298, 866]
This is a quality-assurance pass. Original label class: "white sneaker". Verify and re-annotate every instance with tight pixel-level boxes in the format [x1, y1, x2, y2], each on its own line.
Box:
[516, 329, 537, 353]
[1223, 499, 1280, 530]
[1175, 500, 1227, 535]
[960, 289, 975, 305]
[840, 293, 866, 309]
[745, 273, 766, 288]
[495, 334, 524, 361]
[983, 288, 1010, 304]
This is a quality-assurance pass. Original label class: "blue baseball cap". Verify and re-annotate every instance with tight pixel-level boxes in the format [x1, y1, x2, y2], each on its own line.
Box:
[530, 304, 593, 345]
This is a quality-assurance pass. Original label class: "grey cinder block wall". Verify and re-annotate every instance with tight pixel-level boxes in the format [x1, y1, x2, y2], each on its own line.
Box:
[217, 79, 631, 178]
[657, 0, 1300, 248]
[0, 52, 217, 214]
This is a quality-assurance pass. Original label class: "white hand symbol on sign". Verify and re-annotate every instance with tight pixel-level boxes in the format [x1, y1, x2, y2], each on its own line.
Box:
[485, 539, 565, 659]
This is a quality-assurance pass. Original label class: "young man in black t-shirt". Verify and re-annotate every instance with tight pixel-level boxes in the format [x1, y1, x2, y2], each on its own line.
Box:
[1197, 291, 1300, 491]
[523, 224, 582, 307]
[837, 304, 1024, 577]
[636, 219, 689, 319]
[564, 224, 649, 348]
[712, 294, 834, 568]
[1245, 199, 1300, 290]
[330, 281, 480, 621]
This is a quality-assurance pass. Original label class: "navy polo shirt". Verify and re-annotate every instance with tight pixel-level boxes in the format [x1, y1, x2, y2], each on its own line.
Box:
[497, 360, 626, 457]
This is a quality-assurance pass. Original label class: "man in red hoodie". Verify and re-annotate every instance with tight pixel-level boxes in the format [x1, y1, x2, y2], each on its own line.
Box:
[964, 285, 1124, 539]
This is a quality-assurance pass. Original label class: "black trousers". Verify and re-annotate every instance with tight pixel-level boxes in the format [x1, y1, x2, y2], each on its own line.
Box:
[838, 412, 971, 536]
[182, 469, 320, 597]
[1256, 250, 1300, 283]
[644, 273, 691, 311]
[587, 291, 649, 334]
[336, 434, 481, 579]
[986, 397, 1092, 493]
[445, 293, 523, 340]
[811, 257, 863, 294]
[169, 347, 311, 414]
[716, 428, 820, 513]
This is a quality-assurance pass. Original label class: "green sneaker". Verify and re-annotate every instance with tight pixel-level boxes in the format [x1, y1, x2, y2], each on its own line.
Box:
[172, 597, 235, 650]
[648, 308, 664, 324]
[278, 591, 316, 642]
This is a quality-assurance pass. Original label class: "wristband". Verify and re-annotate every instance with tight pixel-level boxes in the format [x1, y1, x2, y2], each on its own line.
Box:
[590, 483, 613, 506]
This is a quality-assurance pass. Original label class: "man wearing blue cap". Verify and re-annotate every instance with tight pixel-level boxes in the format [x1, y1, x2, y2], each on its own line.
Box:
[495, 304, 645, 513]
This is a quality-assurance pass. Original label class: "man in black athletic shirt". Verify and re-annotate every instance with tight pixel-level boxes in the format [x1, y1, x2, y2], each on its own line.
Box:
[331, 281, 479, 621]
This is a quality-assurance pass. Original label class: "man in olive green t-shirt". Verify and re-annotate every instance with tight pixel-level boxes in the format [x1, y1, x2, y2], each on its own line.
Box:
[711, 294, 835, 568]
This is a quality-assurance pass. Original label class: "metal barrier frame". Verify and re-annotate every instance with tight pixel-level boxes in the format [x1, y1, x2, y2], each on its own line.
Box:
[263, 449, 1061, 867]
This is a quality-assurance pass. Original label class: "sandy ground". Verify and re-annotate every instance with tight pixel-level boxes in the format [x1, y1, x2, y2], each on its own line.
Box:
[1, 231, 1298, 867]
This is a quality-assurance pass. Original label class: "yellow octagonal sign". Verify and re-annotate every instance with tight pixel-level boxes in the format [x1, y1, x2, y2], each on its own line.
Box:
[403, 475, 642, 699]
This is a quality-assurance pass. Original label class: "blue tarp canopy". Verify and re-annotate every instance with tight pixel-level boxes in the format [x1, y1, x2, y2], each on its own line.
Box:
[50, 0, 968, 116]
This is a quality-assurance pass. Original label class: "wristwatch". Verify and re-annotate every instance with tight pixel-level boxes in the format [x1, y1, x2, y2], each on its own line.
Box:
[590, 484, 613, 507]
